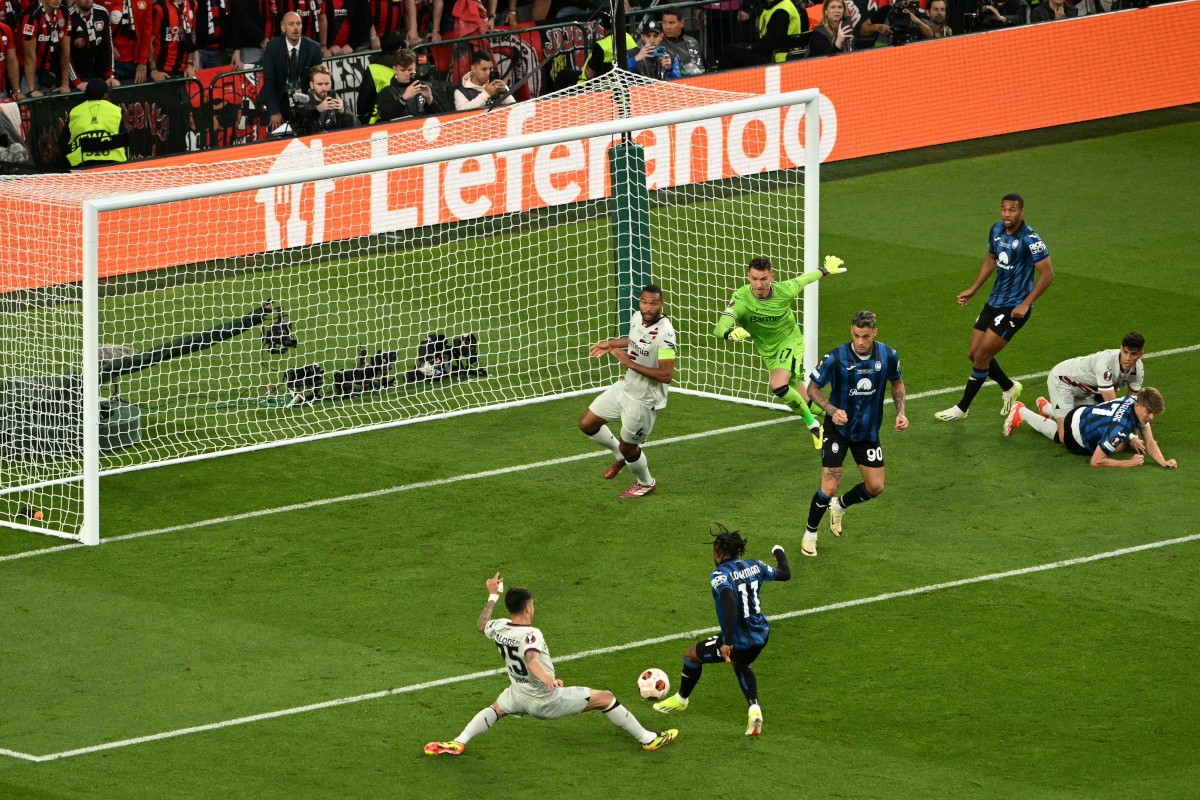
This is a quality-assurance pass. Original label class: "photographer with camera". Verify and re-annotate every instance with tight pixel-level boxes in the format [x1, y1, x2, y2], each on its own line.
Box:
[301, 64, 356, 131]
[454, 50, 515, 110]
[631, 20, 681, 80]
[376, 47, 442, 121]
[808, 0, 854, 56]
[965, 0, 1027, 30]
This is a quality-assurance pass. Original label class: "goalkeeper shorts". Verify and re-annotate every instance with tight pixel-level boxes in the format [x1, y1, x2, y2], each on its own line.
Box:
[763, 335, 806, 379]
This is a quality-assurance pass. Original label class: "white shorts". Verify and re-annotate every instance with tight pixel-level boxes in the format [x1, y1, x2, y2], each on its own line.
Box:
[587, 382, 659, 445]
[496, 685, 591, 720]
[1046, 373, 1097, 419]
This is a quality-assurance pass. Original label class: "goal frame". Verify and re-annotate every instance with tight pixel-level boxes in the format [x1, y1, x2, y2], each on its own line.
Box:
[67, 88, 822, 545]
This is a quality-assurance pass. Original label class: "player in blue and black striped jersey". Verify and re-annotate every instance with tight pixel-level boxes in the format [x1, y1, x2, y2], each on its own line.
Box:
[653, 525, 790, 737]
[1004, 387, 1177, 469]
[936, 193, 1055, 423]
[802, 311, 907, 557]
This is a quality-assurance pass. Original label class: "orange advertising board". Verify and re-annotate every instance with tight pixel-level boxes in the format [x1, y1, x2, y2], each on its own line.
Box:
[2, 2, 1198, 293]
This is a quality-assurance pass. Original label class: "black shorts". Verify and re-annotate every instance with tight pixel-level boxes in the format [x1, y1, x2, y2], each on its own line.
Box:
[973, 303, 1032, 341]
[1061, 408, 1092, 456]
[821, 420, 884, 469]
[694, 633, 767, 666]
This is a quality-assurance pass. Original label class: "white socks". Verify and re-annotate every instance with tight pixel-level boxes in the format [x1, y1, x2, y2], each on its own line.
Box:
[456, 706, 499, 744]
[603, 698, 655, 745]
[626, 452, 654, 486]
[587, 425, 623, 459]
[1019, 407, 1059, 440]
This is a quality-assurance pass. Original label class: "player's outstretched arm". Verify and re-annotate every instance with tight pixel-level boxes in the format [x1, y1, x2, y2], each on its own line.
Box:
[714, 314, 750, 341]
[958, 253, 997, 306]
[477, 572, 503, 633]
[1090, 446, 1144, 468]
[771, 545, 792, 581]
[1140, 424, 1177, 468]
[525, 650, 563, 691]
[891, 379, 909, 431]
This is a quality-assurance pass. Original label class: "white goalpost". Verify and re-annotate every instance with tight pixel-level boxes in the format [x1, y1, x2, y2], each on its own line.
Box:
[0, 73, 822, 545]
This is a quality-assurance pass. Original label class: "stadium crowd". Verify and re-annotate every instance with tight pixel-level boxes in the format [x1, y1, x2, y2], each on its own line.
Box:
[0, 0, 1177, 168]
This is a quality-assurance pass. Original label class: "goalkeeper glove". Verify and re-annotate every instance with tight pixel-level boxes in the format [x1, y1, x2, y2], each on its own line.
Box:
[726, 326, 751, 341]
[819, 255, 847, 276]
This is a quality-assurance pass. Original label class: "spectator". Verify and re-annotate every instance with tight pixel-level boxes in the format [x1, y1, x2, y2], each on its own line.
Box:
[2, 0, 19, 32]
[228, 0, 273, 67]
[630, 20, 680, 80]
[375, 46, 441, 120]
[578, 12, 636, 83]
[978, 0, 1027, 27]
[278, 0, 322, 42]
[808, 0, 853, 55]
[302, 63, 356, 129]
[454, 49, 514, 110]
[660, 9, 704, 76]
[923, 0, 951, 35]
[0, 18, 22, 99]
[356, 27, 401, 123]
[60, 79, 129, 168]
[69, 0, 119, 89]
[721, 0, 807, 69]
[110, 0, 155, 82]
[21, 0, 72, 96]
[1031, 0, 1076, 21]
[149, 0, 198, 79]
[370, 0, 404, 48]
[194, 0, 228, 68]
[699, 0, 751, 71]
[320, 0, 374, 55]
[261, 10, 321, 129]
[857, 0, 894, 47]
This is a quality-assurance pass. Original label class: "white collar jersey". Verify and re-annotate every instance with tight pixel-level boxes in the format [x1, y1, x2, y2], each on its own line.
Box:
[621, 311, 676, 411]
[1053, 348, 1144, 397]
[484, 618, 555, 698]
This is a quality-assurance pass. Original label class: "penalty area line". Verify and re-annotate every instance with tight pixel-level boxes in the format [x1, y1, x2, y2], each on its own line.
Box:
[2, 342, 1197, 565]
[8, 531, 1198, 762]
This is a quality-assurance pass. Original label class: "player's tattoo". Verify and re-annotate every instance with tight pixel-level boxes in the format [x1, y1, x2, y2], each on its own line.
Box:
[807, 384, 836, 415]
[891, 382, 906, 418]
[823, 467, 842, 481]
[476, 599, 496, 633]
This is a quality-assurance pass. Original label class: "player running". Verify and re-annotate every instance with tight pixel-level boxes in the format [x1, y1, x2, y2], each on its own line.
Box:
[1004, 387, 1175, 468]
[802, 311, 907, 557]
[1035, 332, 1145, 419]
[714, 255, 849, 450]
[579, 284, 676, 498]
[424, 573, 678, 755]
[936, 194, 1054, 422]
[653, 525, 791, 736]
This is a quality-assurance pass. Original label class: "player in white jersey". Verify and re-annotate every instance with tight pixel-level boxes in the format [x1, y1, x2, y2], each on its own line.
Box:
[424, 574, 678, 756]
[579, 284, 676, 498]
[1037, 332, 1145, 420]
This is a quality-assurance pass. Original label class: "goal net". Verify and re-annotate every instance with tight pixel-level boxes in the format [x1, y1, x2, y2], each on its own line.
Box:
[0, 71, 821, 544]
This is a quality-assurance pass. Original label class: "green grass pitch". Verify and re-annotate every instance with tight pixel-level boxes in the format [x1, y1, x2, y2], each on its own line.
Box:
[1, 117, 1198, 799]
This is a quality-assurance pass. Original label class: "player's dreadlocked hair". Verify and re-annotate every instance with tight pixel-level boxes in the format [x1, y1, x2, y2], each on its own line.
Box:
[709, 523, 747, 562]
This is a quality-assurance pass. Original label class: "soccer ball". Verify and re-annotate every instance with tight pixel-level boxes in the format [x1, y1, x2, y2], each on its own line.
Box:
[638, 668, 670, 701]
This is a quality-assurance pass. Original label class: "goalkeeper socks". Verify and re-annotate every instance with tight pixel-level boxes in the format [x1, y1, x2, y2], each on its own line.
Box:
[586, 425, 623, 459]
[626, 450, 653, 486]
[1020, 406, 1058, 439]
[957, 367, 989, 412]
[456, 706, 499, 744]
[733, 664, 758, 707]
[603, 698, 654, 744]
[988, 359, 1014, 392]
[806, 489, 831, 533]
[679, 658, 702, 700]
[773, 384, 816, 427]
[838, 482, 876, 508]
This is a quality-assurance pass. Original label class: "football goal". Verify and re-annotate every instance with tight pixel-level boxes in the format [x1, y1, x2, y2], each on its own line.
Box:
[0, 71, 822, 545]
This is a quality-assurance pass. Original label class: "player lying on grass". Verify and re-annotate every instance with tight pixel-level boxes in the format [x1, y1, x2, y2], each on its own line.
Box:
[1004, 387, 1176, 468]
[937, 193, 1054, 422]
[802, 311, 907, 557]
[579, 284, 675, 498]
[424, 573, 678, 756]
[714, 255, 848, 450]
[1035, 332, 1145, 419]
[654, 526, 790, 737]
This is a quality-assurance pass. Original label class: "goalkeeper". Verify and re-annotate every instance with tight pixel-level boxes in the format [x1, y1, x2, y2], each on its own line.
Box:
[714, 256, 848, 449]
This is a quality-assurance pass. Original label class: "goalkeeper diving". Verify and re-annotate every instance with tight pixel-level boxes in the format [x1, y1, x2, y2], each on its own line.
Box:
[715, 256, 848, 449]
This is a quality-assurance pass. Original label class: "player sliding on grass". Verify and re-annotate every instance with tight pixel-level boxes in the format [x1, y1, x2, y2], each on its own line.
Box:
[1004, 387, 1176, 468]
[425, 573, 678, 755]
[714, 255, 849, 450]
[579, 284, 676, 498]
[936, 193, 1054, 422]
[654, 525, 790, 737]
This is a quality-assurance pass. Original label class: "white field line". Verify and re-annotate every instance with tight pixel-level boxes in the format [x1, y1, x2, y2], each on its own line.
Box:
[7, 531, 1197, 762]
[3, 343, 1198, 565]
